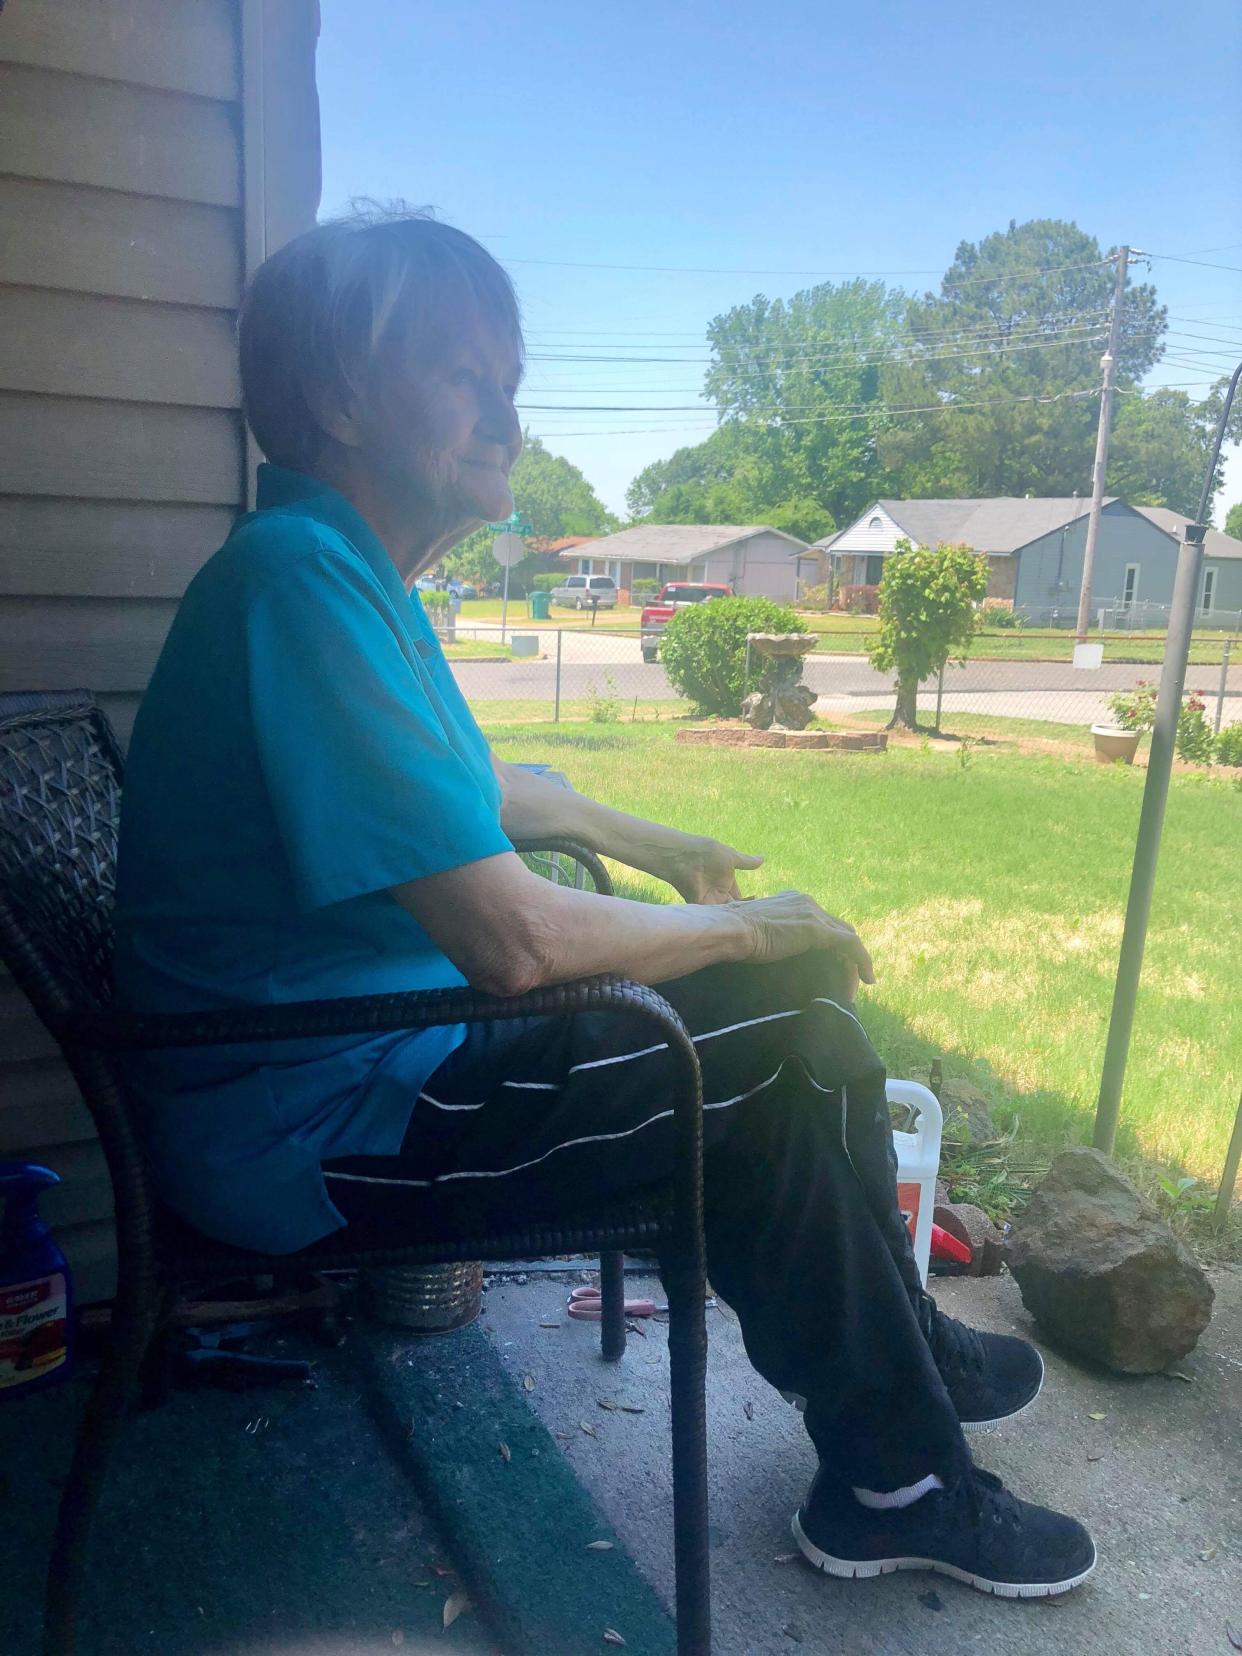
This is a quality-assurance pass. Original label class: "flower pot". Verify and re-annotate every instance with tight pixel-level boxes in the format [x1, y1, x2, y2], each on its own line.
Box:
[359, 1261, 483, 1333]
[1091, 724, 1140, 765]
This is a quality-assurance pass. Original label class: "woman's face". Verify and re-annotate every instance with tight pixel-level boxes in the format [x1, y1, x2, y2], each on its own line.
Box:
[362, 319, 524, 540]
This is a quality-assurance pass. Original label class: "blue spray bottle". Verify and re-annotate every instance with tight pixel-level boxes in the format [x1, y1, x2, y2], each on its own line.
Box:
[0, 1163, 74, 1398]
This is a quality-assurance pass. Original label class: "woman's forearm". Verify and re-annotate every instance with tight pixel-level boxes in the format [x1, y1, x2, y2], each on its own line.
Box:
[494, 755, 699, 880]
[392, 851, 754, 994]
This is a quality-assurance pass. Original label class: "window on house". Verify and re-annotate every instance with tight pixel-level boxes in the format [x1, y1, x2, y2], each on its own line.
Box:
[869, 516, 883, 531]
[1201, 566, 1217, 614]
[1122, 564, 1139, 609]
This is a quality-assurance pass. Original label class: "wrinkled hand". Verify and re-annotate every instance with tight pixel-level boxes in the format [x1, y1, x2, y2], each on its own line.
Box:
[731, 890, 875, 989]
[658, 834, 764, 905]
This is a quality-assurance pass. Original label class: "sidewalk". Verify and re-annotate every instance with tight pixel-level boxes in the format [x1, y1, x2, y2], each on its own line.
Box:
[480, 1263, 1242, 1655]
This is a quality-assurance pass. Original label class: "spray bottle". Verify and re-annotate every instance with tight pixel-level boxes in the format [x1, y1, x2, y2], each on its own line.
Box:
[0, 1163, 74, 1397]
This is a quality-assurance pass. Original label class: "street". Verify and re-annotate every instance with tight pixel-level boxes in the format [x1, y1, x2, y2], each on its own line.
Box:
[449, 627, 1241, 729]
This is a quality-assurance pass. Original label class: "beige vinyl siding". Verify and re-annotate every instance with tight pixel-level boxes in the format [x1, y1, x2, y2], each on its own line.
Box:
[0, 0, 320, 1302]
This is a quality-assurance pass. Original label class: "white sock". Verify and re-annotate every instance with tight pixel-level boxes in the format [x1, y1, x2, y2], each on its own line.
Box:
[853, 1473, 945, 1510]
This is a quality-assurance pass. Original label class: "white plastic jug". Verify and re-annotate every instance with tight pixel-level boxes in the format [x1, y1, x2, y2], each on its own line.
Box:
[887, 1079, 943, 1286]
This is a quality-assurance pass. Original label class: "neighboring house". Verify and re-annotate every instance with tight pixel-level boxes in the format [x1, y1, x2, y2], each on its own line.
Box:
[0, 0, 321, 1301]
[810, 499, 1242, 622]
[563, 523, 808, 603]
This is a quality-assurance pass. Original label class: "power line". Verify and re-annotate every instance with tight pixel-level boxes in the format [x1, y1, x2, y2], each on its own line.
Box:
[520, 330, 1113, 394]
[524, 323, 1110, 370]
[502, 252, 1114, 284]
[530, 379, 1224, 438]
[523, 310, 1114, 348]
[1148, 252, 1242, 275]
[526, 384, 1102, 436]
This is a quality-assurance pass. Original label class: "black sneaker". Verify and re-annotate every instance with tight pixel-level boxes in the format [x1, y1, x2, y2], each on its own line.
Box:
[782, 1305, 1044, 1430]
[925, 1302, 1044, 1431]
[793, 1464, 1097, 1598]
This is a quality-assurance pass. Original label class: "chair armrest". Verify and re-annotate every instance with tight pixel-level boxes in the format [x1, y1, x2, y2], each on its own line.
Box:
[510, 837, 612, 897]
[75, 974, 657, 1054]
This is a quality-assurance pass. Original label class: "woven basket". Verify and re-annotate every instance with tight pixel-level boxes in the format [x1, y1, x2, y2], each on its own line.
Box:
[358, 1260, 484, 1332]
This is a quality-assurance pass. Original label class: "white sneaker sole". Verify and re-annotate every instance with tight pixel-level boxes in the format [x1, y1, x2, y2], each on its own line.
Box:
[781, 1351, 1046, 1433]
[791, 1509, 1097, 1598]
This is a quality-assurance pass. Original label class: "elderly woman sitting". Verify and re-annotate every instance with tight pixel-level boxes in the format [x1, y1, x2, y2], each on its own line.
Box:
[115, 207, 1094, 1606]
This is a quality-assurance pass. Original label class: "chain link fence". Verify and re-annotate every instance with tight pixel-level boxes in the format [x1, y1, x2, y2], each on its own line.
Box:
[441, 614, 1239, 744]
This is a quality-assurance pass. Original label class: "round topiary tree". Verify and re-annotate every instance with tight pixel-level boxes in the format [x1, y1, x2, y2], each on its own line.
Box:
[867, 540, 989, 729]
[661, 594, 801, 717]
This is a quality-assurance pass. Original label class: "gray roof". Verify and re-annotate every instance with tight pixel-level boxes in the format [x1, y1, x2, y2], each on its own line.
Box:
[564, 523, 809, 565]
[815, 498, 1108, 555]
[815, 497, 1242, 561]
[1131, 505, 1242, 562]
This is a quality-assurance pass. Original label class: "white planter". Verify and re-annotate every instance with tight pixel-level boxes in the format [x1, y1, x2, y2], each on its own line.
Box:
[1091, 724, 1141, 765]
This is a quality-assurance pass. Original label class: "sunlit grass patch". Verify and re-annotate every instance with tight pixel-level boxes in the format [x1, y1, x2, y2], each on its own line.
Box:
[489, 722, 1241, 1187]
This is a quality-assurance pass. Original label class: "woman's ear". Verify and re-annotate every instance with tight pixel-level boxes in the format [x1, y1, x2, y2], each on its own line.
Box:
[304, 377, 365, 451]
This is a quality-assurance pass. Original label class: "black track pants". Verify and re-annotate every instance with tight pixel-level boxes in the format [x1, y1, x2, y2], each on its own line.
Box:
[323, 951, 969, 1491]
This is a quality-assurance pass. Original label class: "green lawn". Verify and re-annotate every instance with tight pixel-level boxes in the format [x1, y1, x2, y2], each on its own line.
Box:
[797, 612, 1236, 665]
[489, 722, 1241, 1189]
[834, 708, 1097, 750]
[442, 637, 512, 660]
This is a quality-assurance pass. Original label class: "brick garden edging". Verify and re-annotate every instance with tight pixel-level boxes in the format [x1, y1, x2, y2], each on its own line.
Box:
[675, 727, 888, 752]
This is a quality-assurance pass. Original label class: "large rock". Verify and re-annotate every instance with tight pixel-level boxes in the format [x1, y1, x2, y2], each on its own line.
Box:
[1006, 1147, 1214, 1373]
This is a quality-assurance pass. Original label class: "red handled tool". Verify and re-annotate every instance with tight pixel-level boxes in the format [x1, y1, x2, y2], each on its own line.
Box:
[567, 1285, 660, 1321]
[930, 1223, 973, 1266]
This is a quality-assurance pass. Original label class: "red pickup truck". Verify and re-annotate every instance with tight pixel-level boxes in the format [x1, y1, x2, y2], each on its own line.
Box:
[640, 581, 734, 663]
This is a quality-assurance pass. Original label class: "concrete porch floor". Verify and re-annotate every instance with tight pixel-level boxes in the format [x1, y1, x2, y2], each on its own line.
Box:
[478, 1263, 1242, 1656]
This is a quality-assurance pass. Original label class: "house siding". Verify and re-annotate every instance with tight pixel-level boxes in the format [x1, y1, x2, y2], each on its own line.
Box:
[702, 532, 800, 600]
[1011, 501, 1242, 618]
[0, 0, 320, 1302]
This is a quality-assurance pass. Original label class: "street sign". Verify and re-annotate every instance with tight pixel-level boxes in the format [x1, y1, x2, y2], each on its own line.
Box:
[491, 531, 526, 568]
[487, 511, 533, 536]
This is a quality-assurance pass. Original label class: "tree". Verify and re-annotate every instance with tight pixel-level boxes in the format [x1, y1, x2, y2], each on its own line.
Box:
[1107, 389, 1214, 517]
[876, 220, 1168, 499]
[626, 424, 834, 542]
[867, 541, 989, 730]
[1226, 501, 1242, 540]
[704, 279, 908, 529]
[445, 433, 616, 586]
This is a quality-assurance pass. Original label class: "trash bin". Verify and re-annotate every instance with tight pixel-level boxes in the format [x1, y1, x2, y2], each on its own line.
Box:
[530, 589, 551, 620]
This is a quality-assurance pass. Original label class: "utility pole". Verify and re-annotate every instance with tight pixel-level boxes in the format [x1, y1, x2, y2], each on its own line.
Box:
[1075, 246, 1132, 643]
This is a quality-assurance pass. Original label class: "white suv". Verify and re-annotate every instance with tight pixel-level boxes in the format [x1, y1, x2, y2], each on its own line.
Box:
[550, 574, 618, 610]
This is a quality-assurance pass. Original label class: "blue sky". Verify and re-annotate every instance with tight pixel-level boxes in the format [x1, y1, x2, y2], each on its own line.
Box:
[316, 0, 1242, 521]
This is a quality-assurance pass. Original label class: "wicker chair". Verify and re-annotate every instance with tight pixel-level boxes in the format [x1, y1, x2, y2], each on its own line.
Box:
[0, 692, 711, 1656]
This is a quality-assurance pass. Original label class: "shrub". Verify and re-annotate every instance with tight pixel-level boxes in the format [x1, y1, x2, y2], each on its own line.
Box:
[798, 582, 830, 610]
[1214, 722, 1242, 766]
[1176, 691, 1215, 764]
[631, 577, 660, 600]
[1106, 681, 1158, 732]
[984, 602, 1024, 630]
[531, 573, 563, 593]
[661, 595, 801, 717]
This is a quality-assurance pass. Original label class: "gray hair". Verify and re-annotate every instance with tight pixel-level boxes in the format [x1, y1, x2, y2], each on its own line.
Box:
[239, 202, 523, 471]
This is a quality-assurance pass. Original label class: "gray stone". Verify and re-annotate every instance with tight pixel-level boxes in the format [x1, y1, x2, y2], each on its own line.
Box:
[772, 684, 817, 729]
[741, 690, 772, 729]
[934, 1073, 1000, 1144]
[1006, 1147, 1214, 1373]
